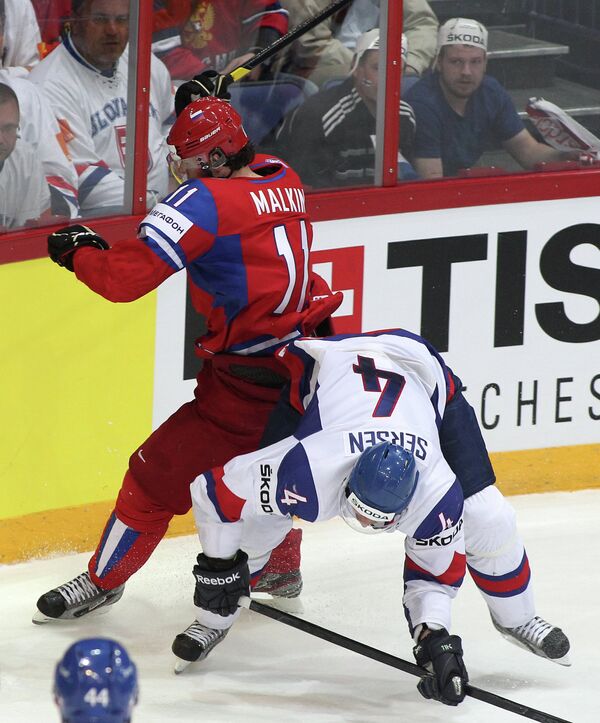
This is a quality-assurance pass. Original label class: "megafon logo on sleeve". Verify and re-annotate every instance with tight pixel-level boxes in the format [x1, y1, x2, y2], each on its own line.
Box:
[311, 246, 364, 333]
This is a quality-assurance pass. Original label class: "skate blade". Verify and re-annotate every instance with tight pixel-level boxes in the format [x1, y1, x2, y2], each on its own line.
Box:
[174, 656, 193, 674]
[550, 651, 571, 667]
[251, 592, 304, 614]
[32, 604, 113, 625]
[497, 631, 572, 666]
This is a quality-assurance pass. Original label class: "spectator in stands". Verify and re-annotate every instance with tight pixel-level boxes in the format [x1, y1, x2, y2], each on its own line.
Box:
[33, 2, 193, 60]
[406, 17, 583, 179]
[0, 83, 52, 229]
[276, 0, 438, 88]
[0, 70, 79, 217]
[151, 0, 190, 72]
[273, 29, 417, 189]
[152, 1, 289, 82]
[30, 0, 174, 217]
[338, 0, 438, 79]
[0, 0, 42, 77]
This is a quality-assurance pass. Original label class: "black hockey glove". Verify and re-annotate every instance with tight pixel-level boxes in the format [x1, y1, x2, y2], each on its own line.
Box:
[48, 224, 109, 272]
[193, 550, 250, 617]
[413, 627, 468, 706]
[174, 70, 233, 116]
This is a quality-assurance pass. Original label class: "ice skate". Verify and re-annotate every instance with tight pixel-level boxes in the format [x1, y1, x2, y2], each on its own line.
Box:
[33, 571, 125, 624]
[253, 569, 303, 598]
[172, 621, 229, 673]
[251, 528, 304, 612]
[492, 614, 571, 666]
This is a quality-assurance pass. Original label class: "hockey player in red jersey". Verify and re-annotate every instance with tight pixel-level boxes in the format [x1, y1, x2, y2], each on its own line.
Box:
[34, 95, 342, 624]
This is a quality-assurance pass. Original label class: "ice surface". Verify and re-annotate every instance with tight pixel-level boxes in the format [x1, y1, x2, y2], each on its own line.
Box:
[1, 490, 598, 722]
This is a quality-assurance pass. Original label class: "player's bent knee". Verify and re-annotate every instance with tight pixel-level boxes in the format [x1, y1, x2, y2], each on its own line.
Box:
[115, 470, 173, 532]
[463, 486, 517, 556]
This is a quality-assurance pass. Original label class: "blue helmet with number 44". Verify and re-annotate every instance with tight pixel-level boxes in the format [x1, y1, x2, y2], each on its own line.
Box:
[340, 442, 419, 534]
[54, 637, 138, 723]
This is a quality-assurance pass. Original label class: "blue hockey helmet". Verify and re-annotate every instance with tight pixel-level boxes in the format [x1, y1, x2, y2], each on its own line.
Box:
[340, 442, 419, 534]
[54, 638, 138, 723]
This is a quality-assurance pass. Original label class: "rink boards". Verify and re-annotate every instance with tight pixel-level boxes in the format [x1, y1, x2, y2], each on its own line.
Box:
[1, 196, 599, 562]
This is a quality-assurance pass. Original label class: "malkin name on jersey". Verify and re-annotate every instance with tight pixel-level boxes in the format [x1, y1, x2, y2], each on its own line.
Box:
[250, 187, 306, 216]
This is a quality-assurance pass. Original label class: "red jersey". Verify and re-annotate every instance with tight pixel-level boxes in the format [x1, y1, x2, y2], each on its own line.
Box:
[152, 0, 289, 78]
[74, 154, 342, 357]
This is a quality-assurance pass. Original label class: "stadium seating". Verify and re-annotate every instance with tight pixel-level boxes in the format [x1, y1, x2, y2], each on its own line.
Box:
[229, 77, 317, 145]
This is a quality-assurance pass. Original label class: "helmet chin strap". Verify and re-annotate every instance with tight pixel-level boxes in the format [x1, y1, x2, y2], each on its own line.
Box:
[201, 147, 234, 178]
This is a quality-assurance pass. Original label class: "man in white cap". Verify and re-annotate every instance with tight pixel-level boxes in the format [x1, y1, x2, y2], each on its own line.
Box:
[406, 17, 581, 178]
[275, 0, 438, 88]
[274, 28, 417, 188]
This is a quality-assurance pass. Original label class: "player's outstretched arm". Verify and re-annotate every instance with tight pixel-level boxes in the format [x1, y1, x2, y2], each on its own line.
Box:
[413, 626, 468, 705]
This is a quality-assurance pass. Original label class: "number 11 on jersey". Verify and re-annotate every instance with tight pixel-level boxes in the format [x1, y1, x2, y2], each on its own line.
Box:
[273, 220, 309, 315]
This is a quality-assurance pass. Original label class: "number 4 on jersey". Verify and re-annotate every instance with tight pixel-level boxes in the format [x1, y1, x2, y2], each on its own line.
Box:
[280, 488, 308, 506]
[353, 355, 406, 417]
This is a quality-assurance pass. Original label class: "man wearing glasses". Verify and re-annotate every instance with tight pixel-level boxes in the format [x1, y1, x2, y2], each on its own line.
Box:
[0, 82, 51, 228]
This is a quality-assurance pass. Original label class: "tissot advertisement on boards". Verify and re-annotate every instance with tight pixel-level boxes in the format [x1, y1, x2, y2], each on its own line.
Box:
[153, 195, 600, 453]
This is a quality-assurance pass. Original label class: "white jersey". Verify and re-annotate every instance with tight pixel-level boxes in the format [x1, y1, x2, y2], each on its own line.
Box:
[191, 330, 466, 632]
[0, 72, 79, 217]
[29, 35, 174, 213]
[0, 0, 41, 77]
[0, 138, 50, 228]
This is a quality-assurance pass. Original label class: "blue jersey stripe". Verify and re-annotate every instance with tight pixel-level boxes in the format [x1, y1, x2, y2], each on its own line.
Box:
[93, 513, 141, 579]
[78, 166, 112, 204]
[187, 234, 248, 323]
[162, 180, 218, 236]
[294, 385, 322, 440]
[204, 470, 230, 523]
[141, 224, 187, 270]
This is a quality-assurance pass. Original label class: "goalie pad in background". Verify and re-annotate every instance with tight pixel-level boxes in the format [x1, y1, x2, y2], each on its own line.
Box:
[526, 97, 600, 161]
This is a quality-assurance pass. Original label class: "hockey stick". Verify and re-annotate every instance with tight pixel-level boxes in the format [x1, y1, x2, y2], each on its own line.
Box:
[239, 597, 572, 723]
[229, 0, 353, 83]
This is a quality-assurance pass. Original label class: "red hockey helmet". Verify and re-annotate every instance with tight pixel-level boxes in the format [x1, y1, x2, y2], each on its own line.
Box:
[167, 97, 249, 165]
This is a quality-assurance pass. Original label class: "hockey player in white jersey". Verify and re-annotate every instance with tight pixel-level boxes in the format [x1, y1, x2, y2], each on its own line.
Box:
[29, 0, 173, 216]
[173, 329, 570, 705]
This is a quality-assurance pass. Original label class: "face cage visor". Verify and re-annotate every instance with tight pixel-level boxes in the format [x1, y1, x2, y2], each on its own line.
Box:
[167, 146, 229, 183]
[339, 484, 404, 535]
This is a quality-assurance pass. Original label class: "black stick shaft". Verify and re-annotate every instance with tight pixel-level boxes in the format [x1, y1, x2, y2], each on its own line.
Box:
[230, 0, 353, 82]
[244, 599, 572, 723]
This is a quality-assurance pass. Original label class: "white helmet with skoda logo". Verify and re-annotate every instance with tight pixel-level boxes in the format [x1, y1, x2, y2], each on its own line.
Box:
[437, 17, 488, 54]
[340, 441, 419, 534]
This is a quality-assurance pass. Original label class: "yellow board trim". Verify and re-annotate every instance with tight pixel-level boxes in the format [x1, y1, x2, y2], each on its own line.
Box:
[2, 444, 598, 564]
[0, 500, 197, 565]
